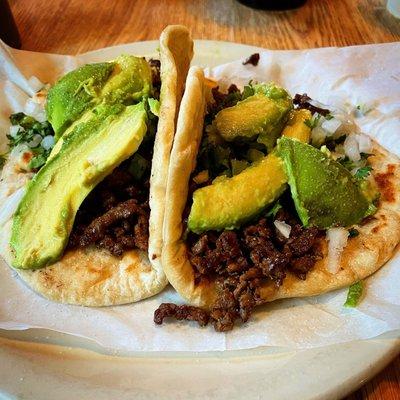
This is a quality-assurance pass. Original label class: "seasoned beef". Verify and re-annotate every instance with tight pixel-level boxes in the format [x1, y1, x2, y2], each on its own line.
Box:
[293, 93, 330, 116]
[155, 205, 322, 332]
[68, 161, 150, 257]
[154, 303, 210, 327]
[242, 53, 260, 66]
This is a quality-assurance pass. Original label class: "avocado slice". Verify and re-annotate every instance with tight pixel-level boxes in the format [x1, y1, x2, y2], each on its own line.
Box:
[277, 137, 370, 228]
[282, 109, 312, 143]
[11, 102, 148, 270]
[213, 83, 293, 151]
[46, 55, 152, 139]
[188, 153, 287, 233]
[46, 62, 114, 138]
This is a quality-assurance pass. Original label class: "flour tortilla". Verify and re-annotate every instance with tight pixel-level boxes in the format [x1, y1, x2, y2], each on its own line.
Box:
[162, 69, 400, 308]
[0, 25, 193, 306]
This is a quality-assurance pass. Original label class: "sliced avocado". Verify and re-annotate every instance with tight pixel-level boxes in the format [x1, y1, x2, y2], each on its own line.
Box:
[100, 55, 152, 105]
[277, 137, 370, 228]
[213, 83, 292, 150]
[46, 62, 114, 138]
[11, 102, 148, 270]
[188, 153, 287, 233]
[188, 122, 310, 234]
[46, 55, 152, 140]
[282, 109, 312, 143]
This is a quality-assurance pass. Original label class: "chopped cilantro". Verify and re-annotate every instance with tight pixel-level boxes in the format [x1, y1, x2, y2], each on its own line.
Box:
[266, 201, 282, 218]
[304, 114, 321, 129]
[242, 83, 255, 100]
[7, 112, 55, 171]
[354, 166, 372, 180]
[344, 281, 363, 308]
[348, 228, 359, 238]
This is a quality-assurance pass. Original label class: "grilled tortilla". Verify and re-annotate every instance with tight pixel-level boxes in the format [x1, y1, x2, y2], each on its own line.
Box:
[162, 67, 400, 309]
[0, 25, 193, 306]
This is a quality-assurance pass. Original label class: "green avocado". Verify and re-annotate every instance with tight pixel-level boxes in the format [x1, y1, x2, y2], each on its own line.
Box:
[46, 62, 114, 138]
[188, 153, 287, 233]
[11, 102, 148, 270]
[46, 55, 152, 139]
[277, 137, 370, 228]
[213, 83, 292, 151]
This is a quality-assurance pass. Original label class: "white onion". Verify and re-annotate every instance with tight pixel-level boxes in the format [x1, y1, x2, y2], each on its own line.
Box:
[10, 144, 34, 171]
[355, 133, 372, 154]
[24, 98, 46, 122]
[311, 126, 327, 147]
[326, 227, 349, 274]
[28, 76, 44, 92]
[0, 187, 26, 226]
[28, 134, 42, 148]
[344, 134, 361, 162]
[9, 125, 22, 138]
[41, 135, 55, 150]
[321, 118, 342, 136]
[274, 220, 291, 239]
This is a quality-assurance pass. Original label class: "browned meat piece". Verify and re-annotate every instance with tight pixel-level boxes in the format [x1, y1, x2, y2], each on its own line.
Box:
[154, 303, 210, 327]
[78, 199, 146, 246]
[293, 93, 330, 116]
[242, 53, 260, 66]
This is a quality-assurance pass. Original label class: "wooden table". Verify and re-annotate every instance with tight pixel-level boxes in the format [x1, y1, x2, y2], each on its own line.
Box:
[8, 0, 400, 399]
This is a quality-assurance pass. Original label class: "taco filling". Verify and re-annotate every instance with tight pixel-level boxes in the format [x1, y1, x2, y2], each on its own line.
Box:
[157, 78, 382, 331]
[6, 56, 160, 270]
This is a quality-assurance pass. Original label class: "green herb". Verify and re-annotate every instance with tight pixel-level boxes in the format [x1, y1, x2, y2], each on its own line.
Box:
[0, 153, 7, 169]
[128, 153, 150, 181]
[241, 83, 255, 100]
[7, 112, 55, 171]
[339, 156, 356, 170]
[231, 159, 249, 176]
[348, 228, 359, 238]
[354, 166, 372, 180]
[266, 201, 282, 218]
[325, 113, 334, 120]
[344, 281, 363, 308]
[304, 114, 321, 129]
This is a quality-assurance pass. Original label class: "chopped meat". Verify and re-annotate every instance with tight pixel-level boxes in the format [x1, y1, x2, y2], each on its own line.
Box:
[242, 53, 260, 66]
[68, 160, 150, 256]
[293, 93, 330, 116]
[154, 303, 210, 327]
[156, 205, 322, 332]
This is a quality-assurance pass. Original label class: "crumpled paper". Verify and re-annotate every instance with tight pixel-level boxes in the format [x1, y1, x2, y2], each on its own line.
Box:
[0, 41, 399, 352]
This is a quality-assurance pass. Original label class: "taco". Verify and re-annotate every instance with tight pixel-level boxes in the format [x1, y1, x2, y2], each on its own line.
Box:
[0, 25, 193, 306]
[158, 66, 400, 331]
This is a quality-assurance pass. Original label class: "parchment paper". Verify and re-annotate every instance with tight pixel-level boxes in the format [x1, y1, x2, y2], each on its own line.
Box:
[0, 41, 399, 352]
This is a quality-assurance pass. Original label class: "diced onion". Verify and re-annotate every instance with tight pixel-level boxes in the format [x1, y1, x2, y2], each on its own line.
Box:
[321, 118, 342, 136]
[28, 76, 44, 93]
[41, 135, 55, 150]
[311, 126, 327, 147]
[344, 134, 361, 162]
[24, 98, 46, 122]
[9, 125, 22, 138]
[28, 134, 42, 148]
[326, 227, 349, 274]
[274, 220, 291, 239]
[0, 187, 26, 226]
[356, 133, 372, 154]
